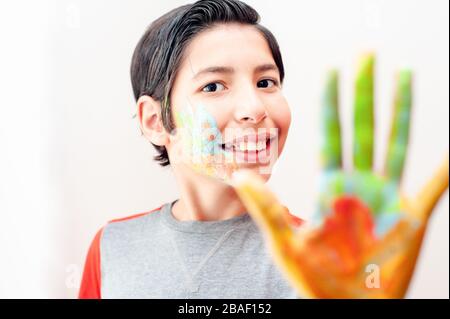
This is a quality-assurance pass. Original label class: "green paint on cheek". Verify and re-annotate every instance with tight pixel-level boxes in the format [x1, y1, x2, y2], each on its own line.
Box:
[174, 102, 237, 179]
[176, 103, 223, 156]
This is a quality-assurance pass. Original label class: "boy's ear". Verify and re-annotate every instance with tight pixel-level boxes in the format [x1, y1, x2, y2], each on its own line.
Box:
[136, 95, 170, 146]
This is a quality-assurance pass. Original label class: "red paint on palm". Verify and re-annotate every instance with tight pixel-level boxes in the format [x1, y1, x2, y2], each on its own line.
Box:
[317, 196, 376, 273]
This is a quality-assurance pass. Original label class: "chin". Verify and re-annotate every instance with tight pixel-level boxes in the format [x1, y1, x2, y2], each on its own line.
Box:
[234, 163, 273, 183]
[256, 171, 271, 183]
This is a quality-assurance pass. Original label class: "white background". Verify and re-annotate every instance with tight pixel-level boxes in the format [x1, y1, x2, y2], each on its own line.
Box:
[0, 0, 448, 298]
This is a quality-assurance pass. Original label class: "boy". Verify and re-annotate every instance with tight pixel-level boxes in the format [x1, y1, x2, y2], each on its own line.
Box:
[79, 0, 302, 299]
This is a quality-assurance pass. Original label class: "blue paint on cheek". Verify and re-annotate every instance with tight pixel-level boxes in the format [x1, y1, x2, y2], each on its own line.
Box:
[192, 104, 225, 156]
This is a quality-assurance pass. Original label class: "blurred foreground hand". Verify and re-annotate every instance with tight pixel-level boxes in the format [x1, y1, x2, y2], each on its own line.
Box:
[232, 54, 449, 298]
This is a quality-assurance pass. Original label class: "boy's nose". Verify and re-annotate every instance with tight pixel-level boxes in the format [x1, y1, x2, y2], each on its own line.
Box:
[233, 86, 268, 124]
[239, 111, 267, 124]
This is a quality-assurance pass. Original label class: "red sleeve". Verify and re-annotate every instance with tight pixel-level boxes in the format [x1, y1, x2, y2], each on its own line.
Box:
[78, 206, 161, 299]
[78, 227, 104, 299]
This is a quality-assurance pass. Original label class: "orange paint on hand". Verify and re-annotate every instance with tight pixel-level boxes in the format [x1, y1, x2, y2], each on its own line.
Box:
[314, 196, 376, 274]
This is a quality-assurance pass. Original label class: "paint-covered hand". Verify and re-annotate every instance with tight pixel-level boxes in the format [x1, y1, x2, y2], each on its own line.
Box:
[232, 54, 449, 298]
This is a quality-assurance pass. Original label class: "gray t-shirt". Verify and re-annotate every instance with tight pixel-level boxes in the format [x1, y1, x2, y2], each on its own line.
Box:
[98, 200, 300, 298]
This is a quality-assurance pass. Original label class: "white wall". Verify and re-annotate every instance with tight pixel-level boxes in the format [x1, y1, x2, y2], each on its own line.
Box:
[0, 0, 448, 298]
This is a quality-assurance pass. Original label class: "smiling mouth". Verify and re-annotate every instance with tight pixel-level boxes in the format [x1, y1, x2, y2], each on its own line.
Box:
[219, 133, 277, 155]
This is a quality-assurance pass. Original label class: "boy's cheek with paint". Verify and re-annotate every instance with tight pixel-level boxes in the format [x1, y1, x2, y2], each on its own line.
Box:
[171, 102, 239, 181]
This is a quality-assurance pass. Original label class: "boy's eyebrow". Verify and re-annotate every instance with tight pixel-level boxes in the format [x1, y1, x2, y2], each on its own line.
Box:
[192, 63, 279, 80]
[192, 66, 234, 80]
[254, 63, 279, 74]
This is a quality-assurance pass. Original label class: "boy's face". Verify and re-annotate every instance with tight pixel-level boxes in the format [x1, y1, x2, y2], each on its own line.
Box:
[167, 23, 291, 183]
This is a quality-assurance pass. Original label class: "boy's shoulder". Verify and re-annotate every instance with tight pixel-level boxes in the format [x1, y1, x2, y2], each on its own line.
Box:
[79, 204, 167, 299]
[100, 204, 166, 242]
[108, 205, 163, 225]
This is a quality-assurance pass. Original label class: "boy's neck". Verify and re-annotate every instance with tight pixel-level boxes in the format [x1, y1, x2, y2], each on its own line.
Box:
[171, 166, 247, 221]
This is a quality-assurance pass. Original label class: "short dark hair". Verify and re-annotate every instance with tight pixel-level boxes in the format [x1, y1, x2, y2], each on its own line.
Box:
[130, 0, 285, 166]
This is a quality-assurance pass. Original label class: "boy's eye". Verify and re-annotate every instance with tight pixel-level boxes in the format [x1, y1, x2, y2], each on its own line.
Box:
[257, 79, 277, 88]
[202, 82, 225, 93]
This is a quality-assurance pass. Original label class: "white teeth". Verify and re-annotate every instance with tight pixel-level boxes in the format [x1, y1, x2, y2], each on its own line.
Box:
[257, 140, 266, 151]
[223, 140, 268, 152]
[223, 137, 271, 152]
[247, 142, 257, 151]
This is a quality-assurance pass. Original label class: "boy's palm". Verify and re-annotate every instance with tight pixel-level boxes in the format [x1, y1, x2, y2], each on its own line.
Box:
[232, 54, 449, 298]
